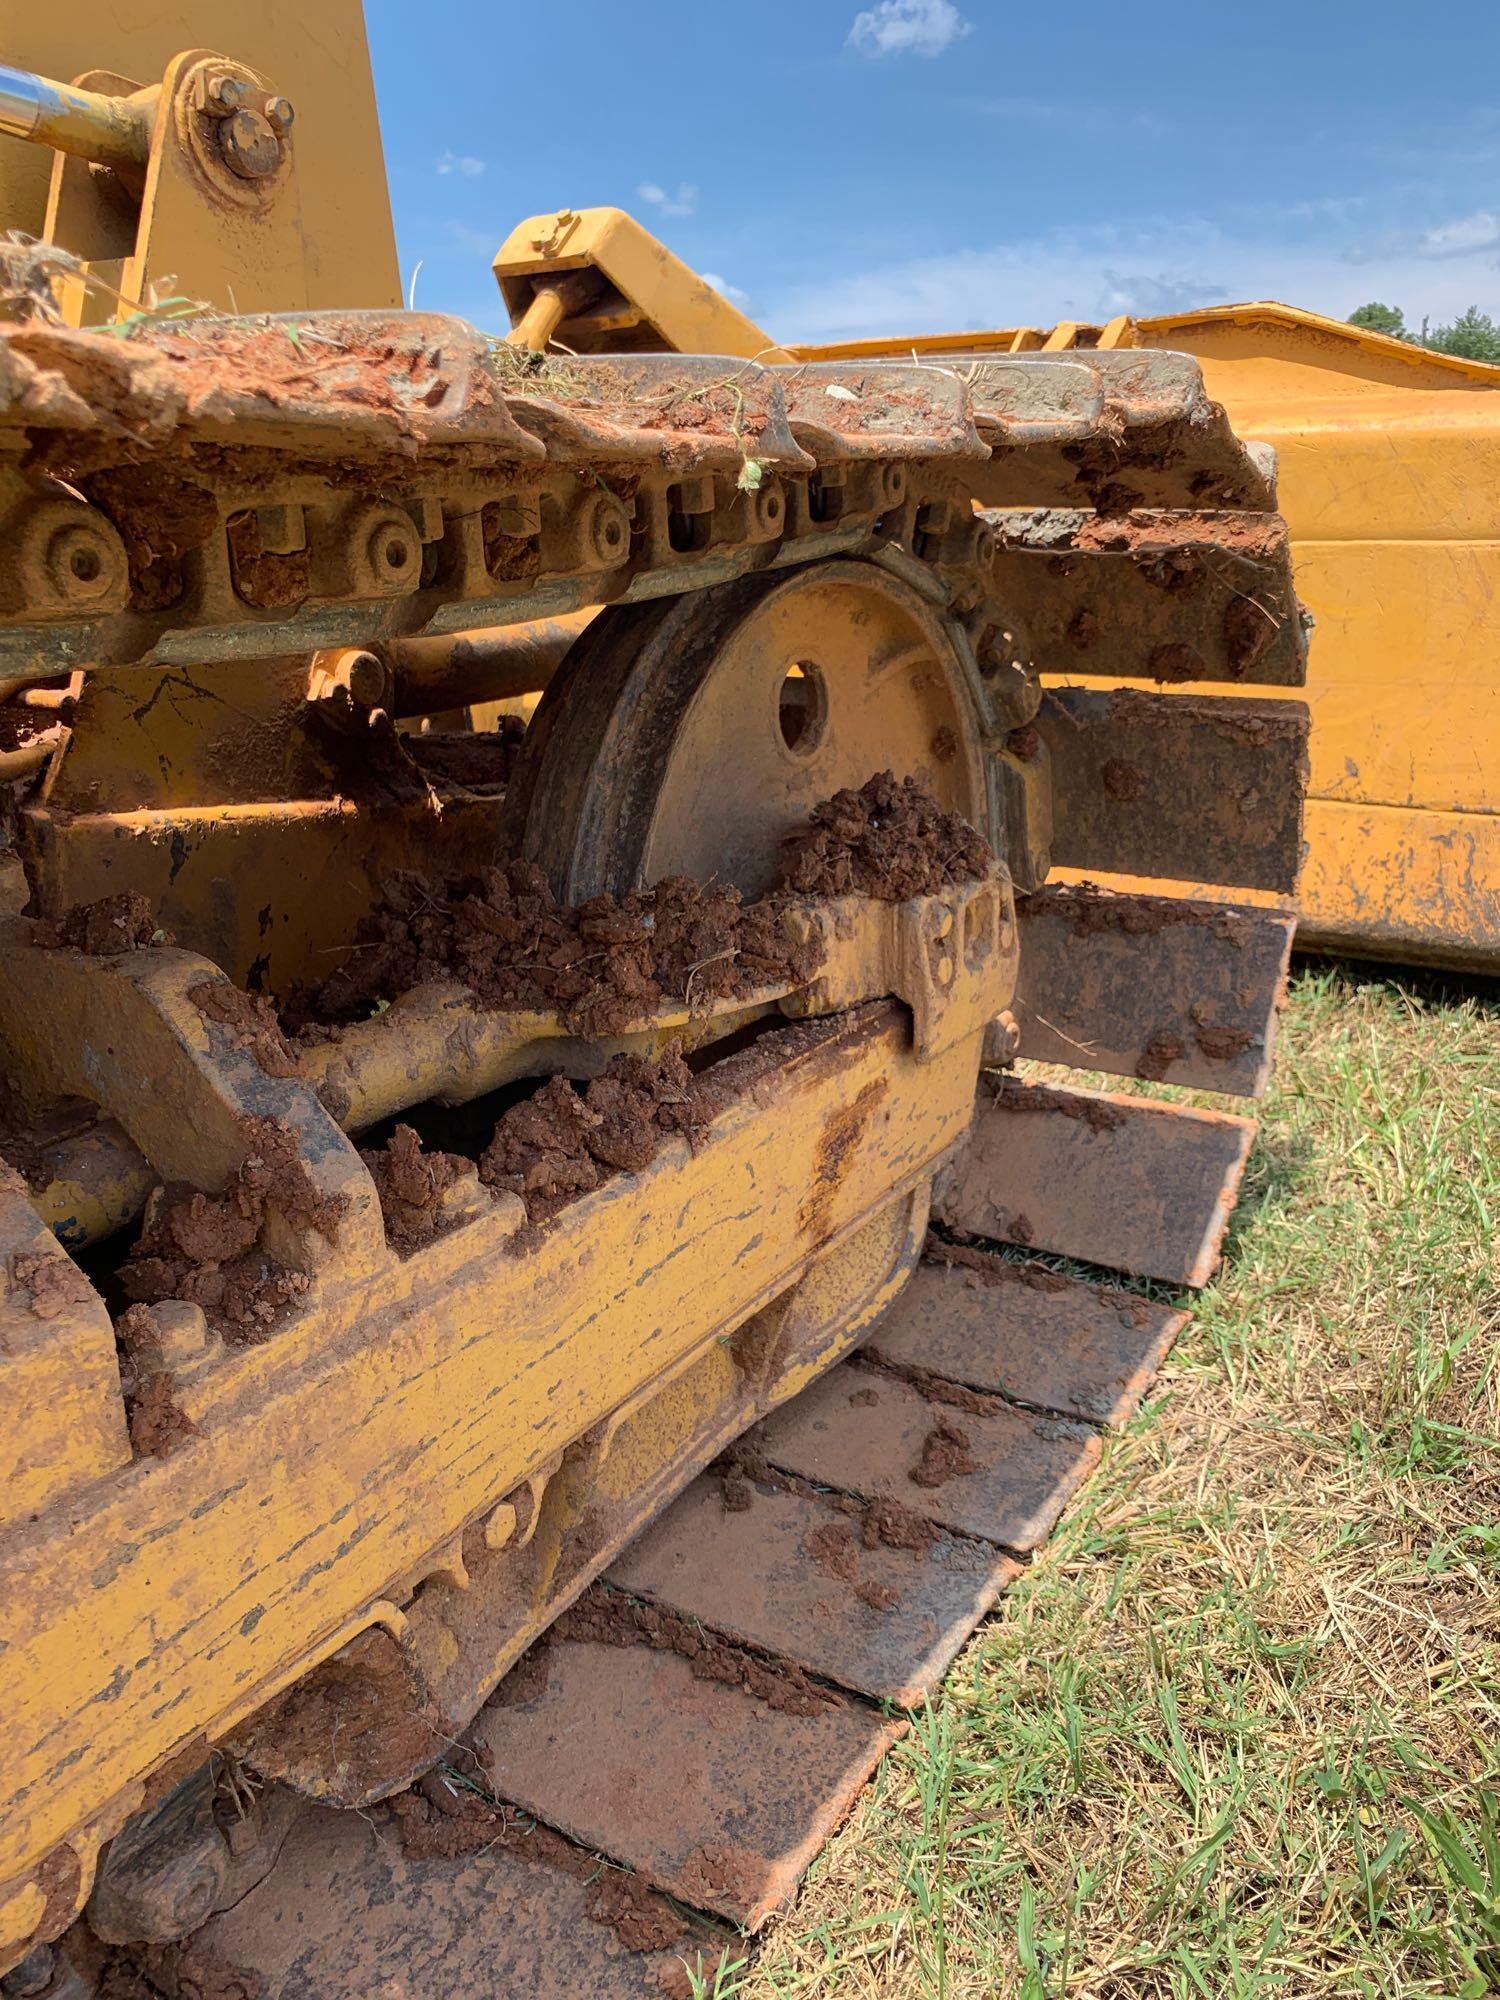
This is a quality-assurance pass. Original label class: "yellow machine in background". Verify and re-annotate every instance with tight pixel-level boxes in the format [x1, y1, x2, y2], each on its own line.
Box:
[494, 211, 1500, 971]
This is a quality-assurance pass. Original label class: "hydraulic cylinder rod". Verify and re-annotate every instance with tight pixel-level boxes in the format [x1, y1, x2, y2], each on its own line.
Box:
[0, 61, 152, 171]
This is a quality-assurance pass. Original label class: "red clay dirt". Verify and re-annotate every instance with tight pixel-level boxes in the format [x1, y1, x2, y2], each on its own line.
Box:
[288, 859, 824, 1039]
[32, 892, 166, 955]
[778, 770, 991, 899]
[120, 1114, 344, 1339]
[361, 1124, 471, 1255]
[7, 1246, 92, 1319]
[388, 1775, 695, 1961]
[479, 1045, 713, 1231]
[716, 1442, 942, 1557]
[122, 1366, 198, 1460]
[547, 1583, 841, 1719]
[190, 980, 300, 1079]
[908, 1418, 981, 1490]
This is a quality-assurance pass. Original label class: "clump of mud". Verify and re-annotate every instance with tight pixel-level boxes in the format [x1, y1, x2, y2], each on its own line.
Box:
[190, 980, 300, 1079]
[909, 1418, 980, 1489]
[479, 1045, 713, 1231]
[715, 1442, 942, 1557]
[553, 1582, 839, 1718]
[777, 771, 991, 900]
[124, 1366, 198, 1460]
[6, 1245, 92, 1319]
[804, 1520, 902, 1612]
[390, 1770, 694, 1962]
[32, 892, 168, 955]
[361, 1124, 471, 1255]
[119, 1115, 344, 1339]
[287, 859, 823, 1039]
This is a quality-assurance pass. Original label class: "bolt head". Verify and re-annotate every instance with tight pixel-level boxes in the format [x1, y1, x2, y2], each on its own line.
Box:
[207, 72, 248, 112]
[219, 107, 281, 180]
[43, 521, 122, 605]
[264, 95, 296, 134]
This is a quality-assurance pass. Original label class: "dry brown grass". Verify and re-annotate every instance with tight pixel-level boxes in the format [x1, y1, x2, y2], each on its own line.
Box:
[721, 959, 1500, 2000]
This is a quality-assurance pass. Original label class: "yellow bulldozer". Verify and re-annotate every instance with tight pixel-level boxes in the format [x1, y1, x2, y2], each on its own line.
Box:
[0, 8, 1311, 1996]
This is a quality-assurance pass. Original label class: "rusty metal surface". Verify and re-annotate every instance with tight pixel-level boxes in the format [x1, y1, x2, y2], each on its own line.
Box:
[754, 1361, 1100, 1550]
[934, 1074, 1255, 1286]
[988, 508, 1307, 687]
[1012, 883, 1294, 1096]
[1037, 686, 1309, 892]
[777, 360, 986, 460]
[866, 1253, 1189, 1427]
[608, 1472, 1019, 1705]
[153, 1801, 722, 2000]
[471, 1636, 905, 1927]
[970, 349, 1275, 510]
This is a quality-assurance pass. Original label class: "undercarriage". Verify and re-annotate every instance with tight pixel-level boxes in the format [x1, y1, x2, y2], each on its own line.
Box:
[0, 280, 1307, 1992]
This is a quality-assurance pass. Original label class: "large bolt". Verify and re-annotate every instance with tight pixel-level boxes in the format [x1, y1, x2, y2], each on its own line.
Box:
[364, 514, 421, 593]
[581, 491, 631, 568]
[307, 649, 392, 727]
[43, 520, 125, 606]
[204, 72, 248, 114]
[219, 107, 281, 179]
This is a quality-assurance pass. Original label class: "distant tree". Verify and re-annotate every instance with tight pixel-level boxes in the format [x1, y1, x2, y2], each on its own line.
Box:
[1426, 305, 1500, 362]
[1348, 302, 1409, 340]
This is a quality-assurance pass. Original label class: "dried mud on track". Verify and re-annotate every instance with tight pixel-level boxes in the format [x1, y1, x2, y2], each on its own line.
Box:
[780, 771, 992, 900]
[119, 1114, 344, 1338]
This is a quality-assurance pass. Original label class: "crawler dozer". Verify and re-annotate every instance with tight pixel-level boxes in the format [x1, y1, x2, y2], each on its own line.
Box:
[0, 11, 1306, 1995]
[506, 211, 1500, 971]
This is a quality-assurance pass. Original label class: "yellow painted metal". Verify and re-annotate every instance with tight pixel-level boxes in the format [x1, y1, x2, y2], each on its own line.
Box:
[0, 882, 1004, 1951]
[0, 0, 399, 312]
[494, 207, 792, 360]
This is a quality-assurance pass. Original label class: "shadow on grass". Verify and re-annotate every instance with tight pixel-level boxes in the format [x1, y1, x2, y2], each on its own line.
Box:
[1295, 949, 1500, 1016]
[1219, 1124, 1315, 1260]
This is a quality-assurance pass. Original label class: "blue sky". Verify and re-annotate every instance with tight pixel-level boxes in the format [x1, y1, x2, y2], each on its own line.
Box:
[368, 0, 1500, 343]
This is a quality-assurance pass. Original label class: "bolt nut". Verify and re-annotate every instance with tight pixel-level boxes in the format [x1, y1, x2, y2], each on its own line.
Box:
[43, 521, 126, 606]
[876, 462, 908, 510]
[205, 72, 248, 113]
[581, 492, 631, 568]
[263, 95, 296, 134]
[363, 515, 421, 594]
[219, 107, 282, 180]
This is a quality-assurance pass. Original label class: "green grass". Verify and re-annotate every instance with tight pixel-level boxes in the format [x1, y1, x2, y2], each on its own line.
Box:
[740, 959, 1500, 1999]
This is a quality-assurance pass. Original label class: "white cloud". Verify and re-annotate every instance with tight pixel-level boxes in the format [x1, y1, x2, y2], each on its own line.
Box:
[437, 151, 485, 178]
[757, 213, 1500, 345]
[701, 271, 752, 309]
[637, 180, 698, 219]
[1417, 211, 1500, 258]
[847, 0, 970, 59]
